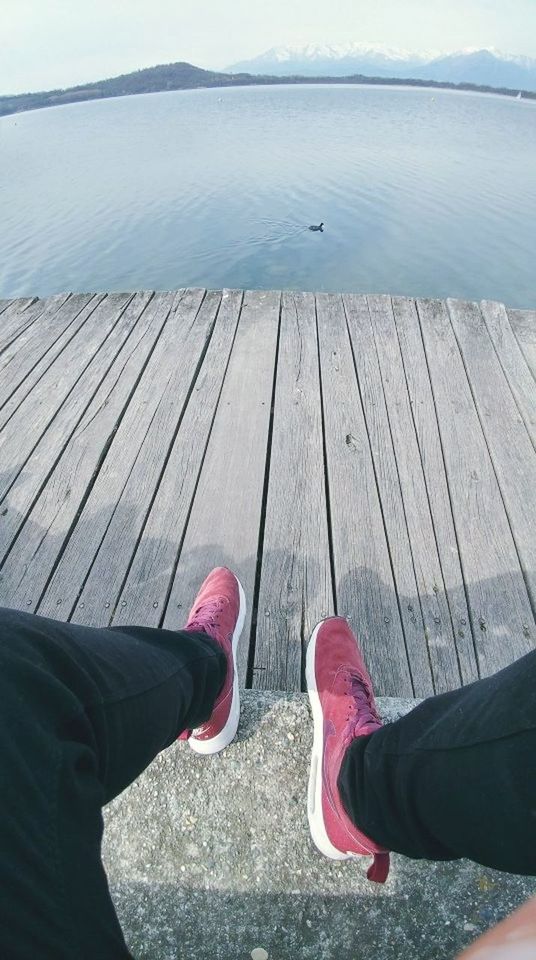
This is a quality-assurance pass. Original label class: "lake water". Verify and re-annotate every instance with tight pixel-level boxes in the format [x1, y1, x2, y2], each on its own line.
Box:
[1, 85, 535, 306]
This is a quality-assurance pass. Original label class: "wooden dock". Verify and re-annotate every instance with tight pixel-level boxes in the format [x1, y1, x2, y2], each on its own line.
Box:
[0, 289, 534, 696]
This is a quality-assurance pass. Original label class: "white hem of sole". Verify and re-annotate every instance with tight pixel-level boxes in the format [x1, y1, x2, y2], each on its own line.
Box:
[306, 621, 351, 861]
[189, 577, 246, 756]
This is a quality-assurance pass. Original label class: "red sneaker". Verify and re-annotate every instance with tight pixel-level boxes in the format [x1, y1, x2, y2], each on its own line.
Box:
[182, 567, 246, 755]
[306, 616, 390, 883]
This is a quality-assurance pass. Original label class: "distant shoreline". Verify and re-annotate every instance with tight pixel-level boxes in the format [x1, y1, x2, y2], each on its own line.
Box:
[2, 60, 535, 118]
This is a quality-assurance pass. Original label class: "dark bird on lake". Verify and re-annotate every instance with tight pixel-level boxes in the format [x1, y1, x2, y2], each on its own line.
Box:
[309, 222, 324, 232]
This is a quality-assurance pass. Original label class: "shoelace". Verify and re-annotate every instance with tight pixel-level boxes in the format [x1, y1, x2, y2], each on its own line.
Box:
[344, 672, 381, 738]
[187, 597, 225, 636]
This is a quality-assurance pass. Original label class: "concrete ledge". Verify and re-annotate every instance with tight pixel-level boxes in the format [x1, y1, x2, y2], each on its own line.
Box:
[103, 691, 535, 959]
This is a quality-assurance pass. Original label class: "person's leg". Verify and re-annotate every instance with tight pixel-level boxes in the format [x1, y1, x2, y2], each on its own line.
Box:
[338, 649, 536, 875]
[0, 603, 226, 959]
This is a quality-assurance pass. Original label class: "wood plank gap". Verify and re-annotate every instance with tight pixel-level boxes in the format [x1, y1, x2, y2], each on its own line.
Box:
[0, 296, 49, 354]
[392, 296, 479, 683]
[417, 298, 533, 676]
[320, 293, 416, 696]
[110, 290, 244, 630]
[0, 293, 103, 413]
[480, 301, 536, 452]
[0, 294, 154, 576]
[161, 289, 281, 687]
[36, 289, 209, 621]
[0, 293, 171, 612]
[507, 309, 536, 381]
[88, 290, 226, 626]
[448, 299, 536, 619]
[251, 292, 332, 691]
[343, 295, 426, 695]
[366, 295, 449, 691]
[314, 295, 339, 617]
[389, 297, 465, 683]
[245, 292, 282, 687]
[0, 293, 136, 506]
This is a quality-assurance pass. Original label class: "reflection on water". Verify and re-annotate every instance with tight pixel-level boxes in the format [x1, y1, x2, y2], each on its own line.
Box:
[1, 84, 535, 306]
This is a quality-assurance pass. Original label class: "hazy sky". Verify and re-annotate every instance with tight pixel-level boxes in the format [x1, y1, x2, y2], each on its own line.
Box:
[2, 0, 536, 95]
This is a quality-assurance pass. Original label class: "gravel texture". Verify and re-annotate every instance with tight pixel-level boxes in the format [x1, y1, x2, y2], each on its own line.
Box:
[103, 691, 535, 959]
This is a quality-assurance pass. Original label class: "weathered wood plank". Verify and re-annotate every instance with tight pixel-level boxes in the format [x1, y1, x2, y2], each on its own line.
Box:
[0, 293, 135, 502]
[418, 298, 534, 676]
[342, 294, 436, 696]
[161, 290, 281, 686]
[69, 291, 224, 627]
[0, 292, 168, 610]
[366, 294, 463, 692]
[391, 296, 479, 684]
[0, 293, 99, 411]
[37, 289, 209, 620]
[317, 293, 416, 697]
[0, 297, 36, 329]
[480, 301, 536, 449]
[507, 309, 536, 381]
[0, 292, 151, 571]
[252, 292, 333, 691]
[112, 290, 243, 629]
[448, 298, 536, 613]
[0, 295, 64, 354]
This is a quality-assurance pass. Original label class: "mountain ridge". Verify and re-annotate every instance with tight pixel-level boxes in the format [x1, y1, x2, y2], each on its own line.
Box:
[1, 59, 535, 119]
[227, 44, 536, 91]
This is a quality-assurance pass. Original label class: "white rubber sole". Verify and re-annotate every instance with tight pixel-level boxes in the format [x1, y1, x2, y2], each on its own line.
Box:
[306, 620, 352, 861]
[188, 576, 246, 755]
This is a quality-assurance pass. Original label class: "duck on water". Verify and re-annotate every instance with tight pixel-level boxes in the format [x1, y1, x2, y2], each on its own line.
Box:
[309, 222, 324, 232]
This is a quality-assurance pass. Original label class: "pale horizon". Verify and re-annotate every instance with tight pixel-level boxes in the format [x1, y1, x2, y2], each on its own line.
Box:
[2, 0, 536, 96]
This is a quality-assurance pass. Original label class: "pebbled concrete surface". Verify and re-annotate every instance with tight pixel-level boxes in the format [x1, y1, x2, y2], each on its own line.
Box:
[103, 691, 535, 960]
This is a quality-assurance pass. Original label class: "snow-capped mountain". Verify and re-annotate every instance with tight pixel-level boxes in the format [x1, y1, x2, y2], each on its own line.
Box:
[227, 44, 536, 92]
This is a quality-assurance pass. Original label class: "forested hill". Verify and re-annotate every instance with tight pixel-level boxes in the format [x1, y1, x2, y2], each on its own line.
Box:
[2, 60, 535, 117]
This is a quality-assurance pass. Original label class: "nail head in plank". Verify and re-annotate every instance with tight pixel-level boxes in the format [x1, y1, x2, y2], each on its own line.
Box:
[253, 291, 333, 691]
[113, 289, 244, 629]
[162, 289, 281, 687]
[0, 292, 169, 611]
[317, 292, 417, 697]
[418, 297, 534, 675]
[391, 295, 478, 684]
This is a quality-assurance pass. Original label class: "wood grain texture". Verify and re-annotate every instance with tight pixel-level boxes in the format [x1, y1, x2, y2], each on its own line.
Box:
[0, 293, 99, 411]
[367, 294, 462, 692]
[318, 293, 416, 697]
[418, 298, 534, 677]
[0, 297, 43, 352]
[0, 293, 151, 586]
[37, 290, 208, 621]
[112, 289, 243, 629]
[1, 287, 533, 694]
[507, 309, 536, 380]
[0, 296, 99, 423]
[0, 293, 134, 503]
[70, 291, 223, 627]
[252, 292, 333, 691]
[162, 290, 281, 686]
[448, 298, 536, 613]
[481, 301, 536, 449]
[0, 292, 167, 611]
[391, 296, 479, 684]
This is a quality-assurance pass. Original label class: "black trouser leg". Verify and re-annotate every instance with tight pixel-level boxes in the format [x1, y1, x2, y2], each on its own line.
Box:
[0, 607, 226, 960]
[338, 649, 536, 875]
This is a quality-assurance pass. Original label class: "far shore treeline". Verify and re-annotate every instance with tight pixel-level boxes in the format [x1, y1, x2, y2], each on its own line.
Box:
[2, 60, 535, 117]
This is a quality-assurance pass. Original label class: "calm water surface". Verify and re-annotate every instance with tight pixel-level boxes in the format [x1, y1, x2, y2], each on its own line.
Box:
[1, 85, 535, 306]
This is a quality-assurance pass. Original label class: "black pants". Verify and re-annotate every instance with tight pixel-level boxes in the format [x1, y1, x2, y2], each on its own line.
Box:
[0, 608, 534, 959]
